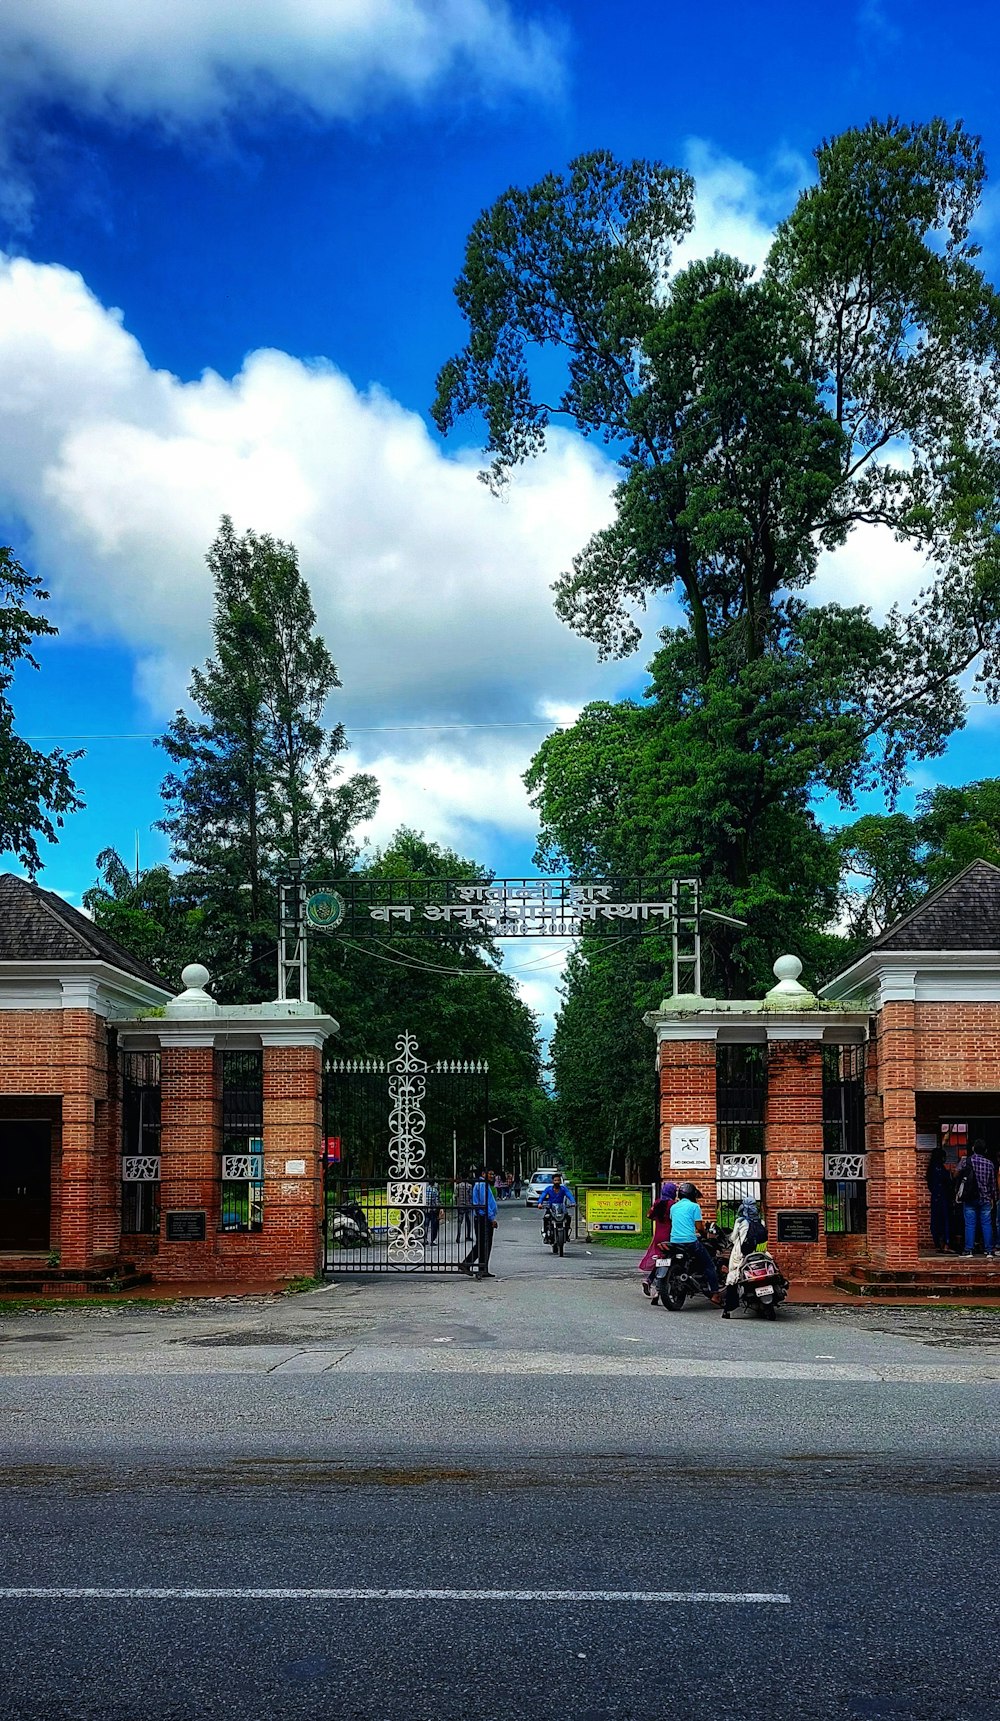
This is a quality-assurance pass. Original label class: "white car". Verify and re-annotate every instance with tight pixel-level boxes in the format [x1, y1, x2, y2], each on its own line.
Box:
[524, 1169, 561, 1206]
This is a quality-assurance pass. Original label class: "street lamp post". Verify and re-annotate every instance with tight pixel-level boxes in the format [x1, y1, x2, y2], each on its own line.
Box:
[488, 1118, 516, 1178]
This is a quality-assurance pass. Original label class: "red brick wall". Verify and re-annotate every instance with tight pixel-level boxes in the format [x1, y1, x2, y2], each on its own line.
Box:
[765, 1040, 828, 1283]
[0, 1008, 114, 1269]
[149, 1040, 323, 1285]
[869, 1000, 1000, 1263]
[658, 1039, 716, 1211]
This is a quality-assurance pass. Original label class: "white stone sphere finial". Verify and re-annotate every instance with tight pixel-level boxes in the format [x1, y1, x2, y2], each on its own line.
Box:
[765, 952, 815, 1004]
[165, 961, 217, 1016]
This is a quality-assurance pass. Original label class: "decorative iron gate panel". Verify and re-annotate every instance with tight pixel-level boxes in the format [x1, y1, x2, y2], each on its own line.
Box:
[323, 1032, 489, 1273]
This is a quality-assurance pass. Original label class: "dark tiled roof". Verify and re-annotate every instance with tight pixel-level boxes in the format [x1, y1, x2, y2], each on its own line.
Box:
[867, 859, 1000, 954]
[0, 873, 169, 991]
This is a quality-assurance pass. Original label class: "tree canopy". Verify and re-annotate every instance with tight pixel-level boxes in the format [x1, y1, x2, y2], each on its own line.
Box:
[436, 120, 1000, 986]
[0, 546, 82, 873]
[156, 517, 378, 996]
[435, 119, 1000, 1163]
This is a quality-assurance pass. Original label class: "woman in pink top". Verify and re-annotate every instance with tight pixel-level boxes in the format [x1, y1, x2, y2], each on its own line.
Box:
[639, 1180, 677, 1296]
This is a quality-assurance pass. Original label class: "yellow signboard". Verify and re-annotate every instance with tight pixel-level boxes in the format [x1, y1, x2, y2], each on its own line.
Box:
[585, 1188, 645, 1234]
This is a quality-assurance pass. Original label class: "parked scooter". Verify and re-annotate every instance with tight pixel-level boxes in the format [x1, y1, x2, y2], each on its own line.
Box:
[650, 1223, 726, 1310]
[328, 1201, 372, 1247]
[732, 1248, 788, 1319]
[542, 1207, 571, 1257]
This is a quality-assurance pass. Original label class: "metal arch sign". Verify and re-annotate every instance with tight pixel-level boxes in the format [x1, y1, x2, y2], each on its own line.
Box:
[300, 877, 703, 940]
[305, 889, 346, 930]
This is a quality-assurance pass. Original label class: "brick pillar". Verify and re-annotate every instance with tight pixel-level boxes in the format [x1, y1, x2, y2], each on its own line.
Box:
[765, 1037, 827, 1284]
[58, 1009, 105, 1270]
[871, 1002, 918, 1268]
[254, 1040, 323, 1280]
[658, 1036, 717, 1212]
[158, 1043, 219, 1279]
[90, 1028, 120, 1261]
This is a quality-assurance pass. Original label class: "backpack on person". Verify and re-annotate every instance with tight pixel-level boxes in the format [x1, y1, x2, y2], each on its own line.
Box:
[742, 1215, 768, 1252]
[957, 1158, 979, 1207]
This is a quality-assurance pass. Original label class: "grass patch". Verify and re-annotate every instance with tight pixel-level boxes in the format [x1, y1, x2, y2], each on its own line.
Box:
[0, 1295, 178, 1315]
[282, 1276, 326, 1295]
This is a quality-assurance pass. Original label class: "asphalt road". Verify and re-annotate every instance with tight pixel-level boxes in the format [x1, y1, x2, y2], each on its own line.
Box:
[1, 1206, 999, 1721]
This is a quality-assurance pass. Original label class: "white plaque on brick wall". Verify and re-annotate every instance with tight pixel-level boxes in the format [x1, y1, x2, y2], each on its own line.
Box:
[669, 1126, 711, 1169]
[284, 1159, 306, 1176]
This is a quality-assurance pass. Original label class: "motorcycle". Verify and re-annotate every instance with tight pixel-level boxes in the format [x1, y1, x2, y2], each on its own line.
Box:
[542, 1205, 571, 1257]
[650, 1223, 727, 1311]
[328, 1200, 372, 1248]
[733, 1248, 788, 1319]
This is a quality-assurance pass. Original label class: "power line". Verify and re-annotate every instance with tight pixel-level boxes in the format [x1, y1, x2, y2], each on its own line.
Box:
[21, 719, 576, 741]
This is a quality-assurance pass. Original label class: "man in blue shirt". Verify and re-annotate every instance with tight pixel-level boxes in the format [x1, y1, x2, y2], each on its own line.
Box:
[537, 1173, 575, 1243]
[459, 1168, 497, 1277]
[666, 1182, 721, 1298]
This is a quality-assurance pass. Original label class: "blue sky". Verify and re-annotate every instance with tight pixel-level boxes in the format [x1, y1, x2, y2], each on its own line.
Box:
[1, 0, 999, 1023]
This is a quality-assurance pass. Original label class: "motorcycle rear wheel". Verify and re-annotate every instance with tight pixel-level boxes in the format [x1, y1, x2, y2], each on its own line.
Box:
[661, 1277, 686, 1312]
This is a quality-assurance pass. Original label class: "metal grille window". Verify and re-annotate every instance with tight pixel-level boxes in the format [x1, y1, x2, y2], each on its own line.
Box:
[121, 1050, 161, 1235]
[823, 1042, 868, 1234]
[715, 1122, 764, 1228]
[220, 1050, 264, 1233]
[716, 1044, 766, 1124]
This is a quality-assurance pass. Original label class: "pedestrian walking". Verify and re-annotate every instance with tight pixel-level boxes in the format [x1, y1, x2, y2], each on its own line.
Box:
[958, 1139, 997, 1258]
[454, 1174, 473, 1243]
[925, 1145, 952, 1252]
[424, 1180, 442, 1247]
[459, 1167, 498, 1277]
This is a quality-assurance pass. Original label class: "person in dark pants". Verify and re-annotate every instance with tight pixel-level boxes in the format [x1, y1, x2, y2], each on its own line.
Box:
[960, 1140, 997, 1258]
[454, 1174, 473, 1243]
[424, 1181, 442, 1247]
[926, 1146, 953, 1252]
[459, 1168, 497, 1277]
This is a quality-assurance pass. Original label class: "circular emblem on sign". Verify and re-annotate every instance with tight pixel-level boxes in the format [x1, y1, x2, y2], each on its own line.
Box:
[306, 889, 346, 930]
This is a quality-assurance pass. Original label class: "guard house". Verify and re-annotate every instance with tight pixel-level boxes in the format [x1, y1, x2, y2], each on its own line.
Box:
[644, 860, 1000, 1286]
[0, 874, 336, 1288]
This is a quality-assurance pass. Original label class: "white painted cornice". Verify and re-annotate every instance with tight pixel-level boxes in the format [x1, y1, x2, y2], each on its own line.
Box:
[822, 949, 1000, 1007]
[0, 961, 169, 1017]
[644, 1006, 869, 1044]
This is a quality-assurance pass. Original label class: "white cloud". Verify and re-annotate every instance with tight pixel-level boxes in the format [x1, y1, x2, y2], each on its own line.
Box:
[812, 523, 931, 619]
[355, 739, 539, 852]
[674, 139, 812, 276]
[0, 249, 624, 853]
[0, 0, 559, 128]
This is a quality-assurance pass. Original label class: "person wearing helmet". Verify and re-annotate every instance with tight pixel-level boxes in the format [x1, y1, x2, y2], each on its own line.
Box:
[537, 1172, 575, 1243]
[655, 1180, 721, 1304]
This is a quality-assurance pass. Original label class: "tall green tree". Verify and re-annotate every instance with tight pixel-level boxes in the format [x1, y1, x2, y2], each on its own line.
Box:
[157, 517, 377, 996]
[0, 546, 82, 873]
[435, 121, 1000, 1161]
[435, 122, 1000, 986]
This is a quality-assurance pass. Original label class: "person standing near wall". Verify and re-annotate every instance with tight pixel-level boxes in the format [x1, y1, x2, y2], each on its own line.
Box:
[926, 1146, 953, 1253]
[454, 1172, 472, 1244]
[958, 1140, 997, 1260]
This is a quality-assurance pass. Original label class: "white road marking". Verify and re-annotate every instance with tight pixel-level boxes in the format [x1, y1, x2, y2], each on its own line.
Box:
[0, 1587, 791, 1604]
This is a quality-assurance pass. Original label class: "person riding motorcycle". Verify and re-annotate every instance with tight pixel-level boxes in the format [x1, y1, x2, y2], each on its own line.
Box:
[651, 1180, 721, 1305]
[537, 1173, 575, 1242]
